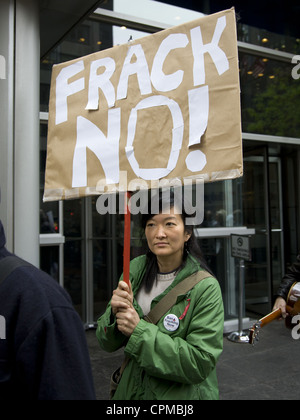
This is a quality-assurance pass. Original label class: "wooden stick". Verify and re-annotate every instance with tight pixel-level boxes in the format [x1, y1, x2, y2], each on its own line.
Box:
[259, 308, 282, 328]
[259, 305, 295, 328]
[123, 192, 132, 286]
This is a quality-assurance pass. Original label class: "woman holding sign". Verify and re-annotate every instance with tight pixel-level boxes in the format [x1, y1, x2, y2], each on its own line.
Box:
[96, 191, 224, 400]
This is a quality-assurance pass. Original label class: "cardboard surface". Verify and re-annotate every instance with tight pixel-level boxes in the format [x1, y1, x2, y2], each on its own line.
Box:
[44, 8, 242, 202]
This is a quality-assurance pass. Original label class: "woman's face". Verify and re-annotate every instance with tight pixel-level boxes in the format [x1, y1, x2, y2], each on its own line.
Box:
[145, 207, 191, 267]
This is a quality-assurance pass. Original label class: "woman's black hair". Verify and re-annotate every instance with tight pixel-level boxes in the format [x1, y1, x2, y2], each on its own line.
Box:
[140, 188, 214, 293]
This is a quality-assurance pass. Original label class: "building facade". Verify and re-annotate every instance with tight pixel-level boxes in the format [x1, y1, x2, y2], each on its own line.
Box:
[1, 0, 299, 331]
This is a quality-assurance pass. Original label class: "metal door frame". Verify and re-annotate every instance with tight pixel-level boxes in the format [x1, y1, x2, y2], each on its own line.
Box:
[244, 147, 284, 313]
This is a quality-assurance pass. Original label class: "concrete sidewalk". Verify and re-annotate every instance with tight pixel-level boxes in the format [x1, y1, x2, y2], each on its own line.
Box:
[218, 321, 300, 400]
[87, 320, 300, 401]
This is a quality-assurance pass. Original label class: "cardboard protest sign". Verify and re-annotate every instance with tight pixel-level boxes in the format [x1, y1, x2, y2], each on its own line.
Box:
[43, 8, 242, 202]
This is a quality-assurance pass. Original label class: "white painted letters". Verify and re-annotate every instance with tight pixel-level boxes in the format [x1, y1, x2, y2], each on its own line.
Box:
[72, 110, 121, 188]
[191, 16, 229, 86]
[52, 12, 234, 190]
[126, 95, 184, 180]
[117, 44, 152, 100]
[151, 33, 189, 92]
[86, 57, 116, 110]
[56, 61, 85, 125]
[185, 86, 209, 172]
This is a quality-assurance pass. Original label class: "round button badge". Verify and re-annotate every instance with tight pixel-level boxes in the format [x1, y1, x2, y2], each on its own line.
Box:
[163, 314, 180, 332]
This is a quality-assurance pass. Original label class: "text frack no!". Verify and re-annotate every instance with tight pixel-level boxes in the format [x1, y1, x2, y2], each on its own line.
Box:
[55, 16, 230, 187]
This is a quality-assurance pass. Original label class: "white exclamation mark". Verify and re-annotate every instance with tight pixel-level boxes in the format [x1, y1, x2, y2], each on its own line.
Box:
[185, 86, 208, 172]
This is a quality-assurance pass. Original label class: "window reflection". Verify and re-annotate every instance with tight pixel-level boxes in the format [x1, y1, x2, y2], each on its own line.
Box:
[40, 246, 59, 281]
[40, 207, 59, 233]
[198, 237, 235, 319]
[105, 0, 300, 54]
[64, 199, 83, 238]
[237, 23, 300, 54]
[240, 53, 300, 138]
[40, 20, 114, 112]
[93, 239, 109, 319]
[201, 179, 243, 228]
[64, 239, 83, 317]
[40, 123, 60, 234]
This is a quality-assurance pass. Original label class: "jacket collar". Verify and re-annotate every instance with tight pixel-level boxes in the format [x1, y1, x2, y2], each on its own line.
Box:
[0, 220, 6, 250]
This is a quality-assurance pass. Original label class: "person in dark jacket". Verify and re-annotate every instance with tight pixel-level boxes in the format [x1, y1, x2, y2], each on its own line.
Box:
[0, 218, 96, 400]
[273, 253, 300, 318]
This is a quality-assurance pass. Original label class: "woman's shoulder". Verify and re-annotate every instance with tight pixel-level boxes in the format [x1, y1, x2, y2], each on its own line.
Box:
[191, 270, 223, 307]
[186, 255, 221, 293]
[130, 254, 147, 270]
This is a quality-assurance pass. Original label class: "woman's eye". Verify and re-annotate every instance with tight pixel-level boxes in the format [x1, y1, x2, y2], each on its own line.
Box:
[146, 223, 155, 228]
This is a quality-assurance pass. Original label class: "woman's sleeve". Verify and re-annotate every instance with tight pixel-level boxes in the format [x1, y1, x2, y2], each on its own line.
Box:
[96, 299, 128, 353]
[96, 268, 144, 353]
[124, 277, 224, 385]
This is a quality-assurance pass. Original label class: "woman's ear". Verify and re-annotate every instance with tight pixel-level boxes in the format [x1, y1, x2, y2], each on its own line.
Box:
[185, 232, 192, 242]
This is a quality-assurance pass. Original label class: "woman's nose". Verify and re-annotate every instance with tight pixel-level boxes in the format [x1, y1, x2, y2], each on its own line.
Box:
[156, 226, 166, 238]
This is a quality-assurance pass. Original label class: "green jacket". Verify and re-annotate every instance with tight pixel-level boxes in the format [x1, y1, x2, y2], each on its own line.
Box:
[96, 254, 224, 400]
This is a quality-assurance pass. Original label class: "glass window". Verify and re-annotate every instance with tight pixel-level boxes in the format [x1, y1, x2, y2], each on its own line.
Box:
[64, 239, 83, 317]
[64, 199, 83, 238]
[198, 237, 237, 320]
[282, 152, 300, 265]
[240, 53, 300, 138]
[113, 26, 150, 46]
[241, 153, 284, 315]
[40, 123, 60, 233]
[63, 198, 85, 319]
[40, 246, 59, 281]
[40, 201, 59, 234]
[107, 0, 300, 54]
[92, 210, 111, 238]
[201, 178, 243, 228]
[93, 238, 110, 320]
[40, 19, 151, 113]
[237, 23, 300, 55]
[40, 20, 114, 111]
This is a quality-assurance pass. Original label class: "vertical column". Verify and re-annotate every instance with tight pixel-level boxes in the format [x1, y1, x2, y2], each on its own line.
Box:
[297, 150, 300, 250]
[0, 0, 15, 251]
[14, 0, 40, 266]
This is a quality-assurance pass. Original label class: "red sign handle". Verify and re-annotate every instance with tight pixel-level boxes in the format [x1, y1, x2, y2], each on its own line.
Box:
[123, 192, 132, 286]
